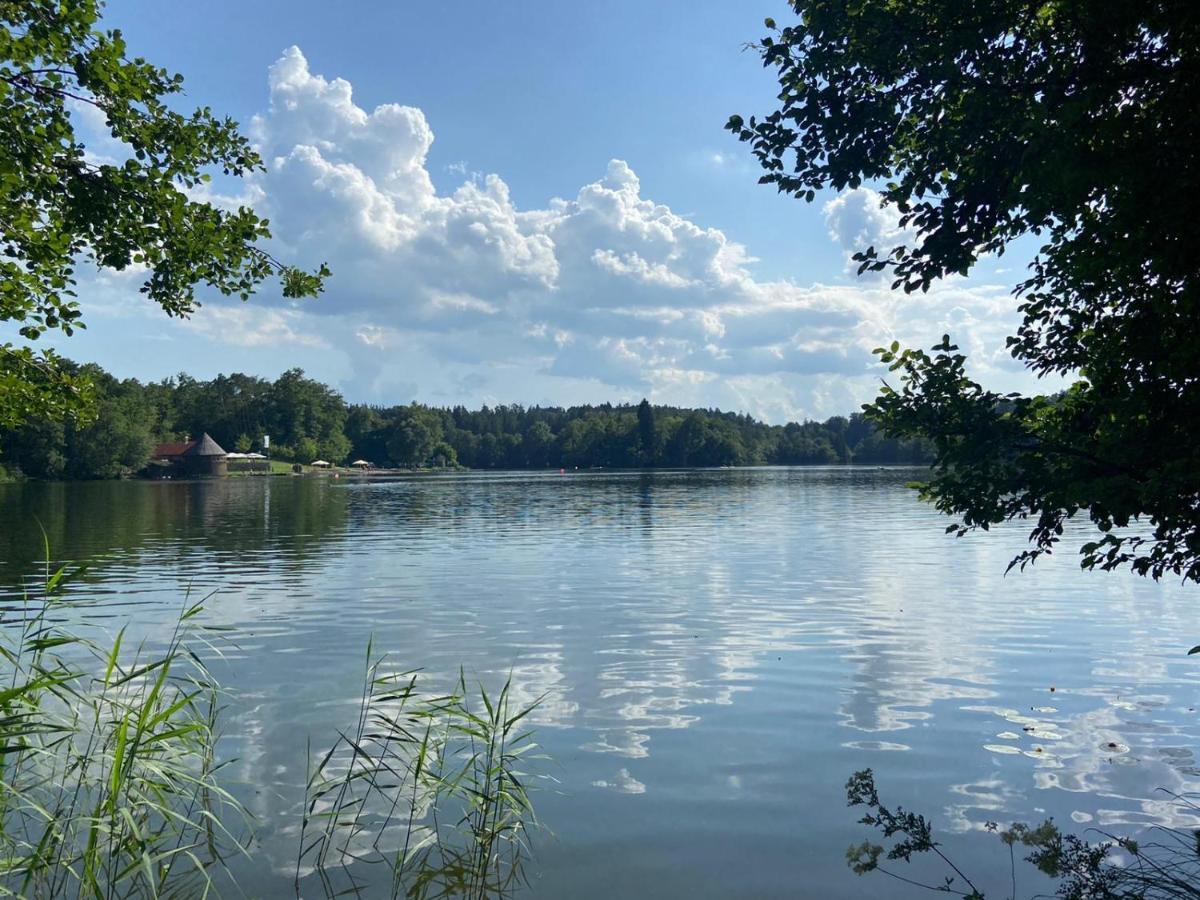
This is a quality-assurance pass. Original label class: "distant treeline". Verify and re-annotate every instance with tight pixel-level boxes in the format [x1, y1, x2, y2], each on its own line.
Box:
[0, 363, 933, 479]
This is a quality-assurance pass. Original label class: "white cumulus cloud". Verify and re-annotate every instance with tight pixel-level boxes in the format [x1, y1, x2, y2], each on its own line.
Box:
[823, 187, 907, 274]
[78, 46, 1041, 422]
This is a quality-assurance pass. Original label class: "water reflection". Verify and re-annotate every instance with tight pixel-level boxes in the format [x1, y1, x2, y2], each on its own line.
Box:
[1, 469, 1197, 898]
[0, 478, 349, 589]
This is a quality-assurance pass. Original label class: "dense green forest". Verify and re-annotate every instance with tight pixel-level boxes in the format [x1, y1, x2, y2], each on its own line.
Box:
[0, 362, 933, 478]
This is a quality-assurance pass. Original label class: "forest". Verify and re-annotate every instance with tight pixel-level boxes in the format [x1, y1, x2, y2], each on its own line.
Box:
[0, 363, 932, 479]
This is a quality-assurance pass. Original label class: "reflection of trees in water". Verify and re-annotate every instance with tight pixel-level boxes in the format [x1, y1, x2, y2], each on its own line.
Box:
[0, 479, 351, 593]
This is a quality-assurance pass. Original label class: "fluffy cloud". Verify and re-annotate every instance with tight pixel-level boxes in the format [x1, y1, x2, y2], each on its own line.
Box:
[823, 187, 906, 274]
[247, 47, 556, 319]
[104, 47, 1036, 422]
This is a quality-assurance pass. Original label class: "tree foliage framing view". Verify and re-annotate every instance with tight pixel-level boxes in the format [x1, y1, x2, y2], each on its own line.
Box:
[0, 0, 328, 428]
[729, 1, 1200, 582]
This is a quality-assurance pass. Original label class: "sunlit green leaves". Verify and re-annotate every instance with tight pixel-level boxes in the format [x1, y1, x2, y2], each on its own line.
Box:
[0, 345, 95, 430]
[1, 1, 329, 426]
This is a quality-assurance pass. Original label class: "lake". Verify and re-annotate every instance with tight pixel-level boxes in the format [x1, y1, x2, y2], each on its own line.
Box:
[2, 469, 1198, 898]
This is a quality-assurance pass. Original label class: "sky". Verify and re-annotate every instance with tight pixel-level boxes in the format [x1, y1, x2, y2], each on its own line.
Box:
[45, 0, 1042, 424]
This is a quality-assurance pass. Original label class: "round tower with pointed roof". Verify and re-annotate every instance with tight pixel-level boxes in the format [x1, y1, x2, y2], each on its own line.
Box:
[181, 433, 228, 477]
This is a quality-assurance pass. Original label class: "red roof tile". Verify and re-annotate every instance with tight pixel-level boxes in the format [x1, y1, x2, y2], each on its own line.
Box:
[152, 441, 195, 459]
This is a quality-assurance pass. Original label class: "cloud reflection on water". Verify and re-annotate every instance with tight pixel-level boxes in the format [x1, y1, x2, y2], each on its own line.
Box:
[3, 470, 1199, 894]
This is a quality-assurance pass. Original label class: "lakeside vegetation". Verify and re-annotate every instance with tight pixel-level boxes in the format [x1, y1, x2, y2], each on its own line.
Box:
[2, 0, 1198, 897]
[0, 361, 933, 479]
[1, 543, 544, 899]
[0, 560, 242, 898]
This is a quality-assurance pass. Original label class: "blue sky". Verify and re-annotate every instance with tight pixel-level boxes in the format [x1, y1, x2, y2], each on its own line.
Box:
[47, 0, 1035, 423]
[104, 0, 822, 276]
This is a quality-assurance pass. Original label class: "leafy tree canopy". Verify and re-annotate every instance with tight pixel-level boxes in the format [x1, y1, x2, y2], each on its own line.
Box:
[0, 0, 329, 427]
[0, 365, 934, 476]
[730, 1, 1200, 581]
[385, 406, 443, 469]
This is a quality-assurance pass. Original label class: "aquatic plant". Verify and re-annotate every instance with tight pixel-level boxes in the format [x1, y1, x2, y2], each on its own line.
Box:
[296, 647, 545, 899]
[0, 539, 246, 898]
[0, 539, 546, 899]
[846, 768, 1200, 899]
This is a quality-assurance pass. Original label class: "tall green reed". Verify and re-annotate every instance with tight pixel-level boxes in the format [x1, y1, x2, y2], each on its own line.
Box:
[0, 538, 547, 899]
[0, 537, 247, 899]
[296, 644, 546, 900]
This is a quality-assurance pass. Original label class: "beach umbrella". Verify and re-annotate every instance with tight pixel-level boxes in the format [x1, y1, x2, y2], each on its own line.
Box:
[310, 459, 330, 467]
[351, 459, 371, 468]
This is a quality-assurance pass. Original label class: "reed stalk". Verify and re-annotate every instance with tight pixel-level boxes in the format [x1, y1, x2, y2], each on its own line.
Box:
[295, 649, 545, 900]
[0, 538, 546, 899]
[0, 538, 247, 899]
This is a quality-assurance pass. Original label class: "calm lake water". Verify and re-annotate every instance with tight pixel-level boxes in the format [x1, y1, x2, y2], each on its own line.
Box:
[2, 469, 1198, 898]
